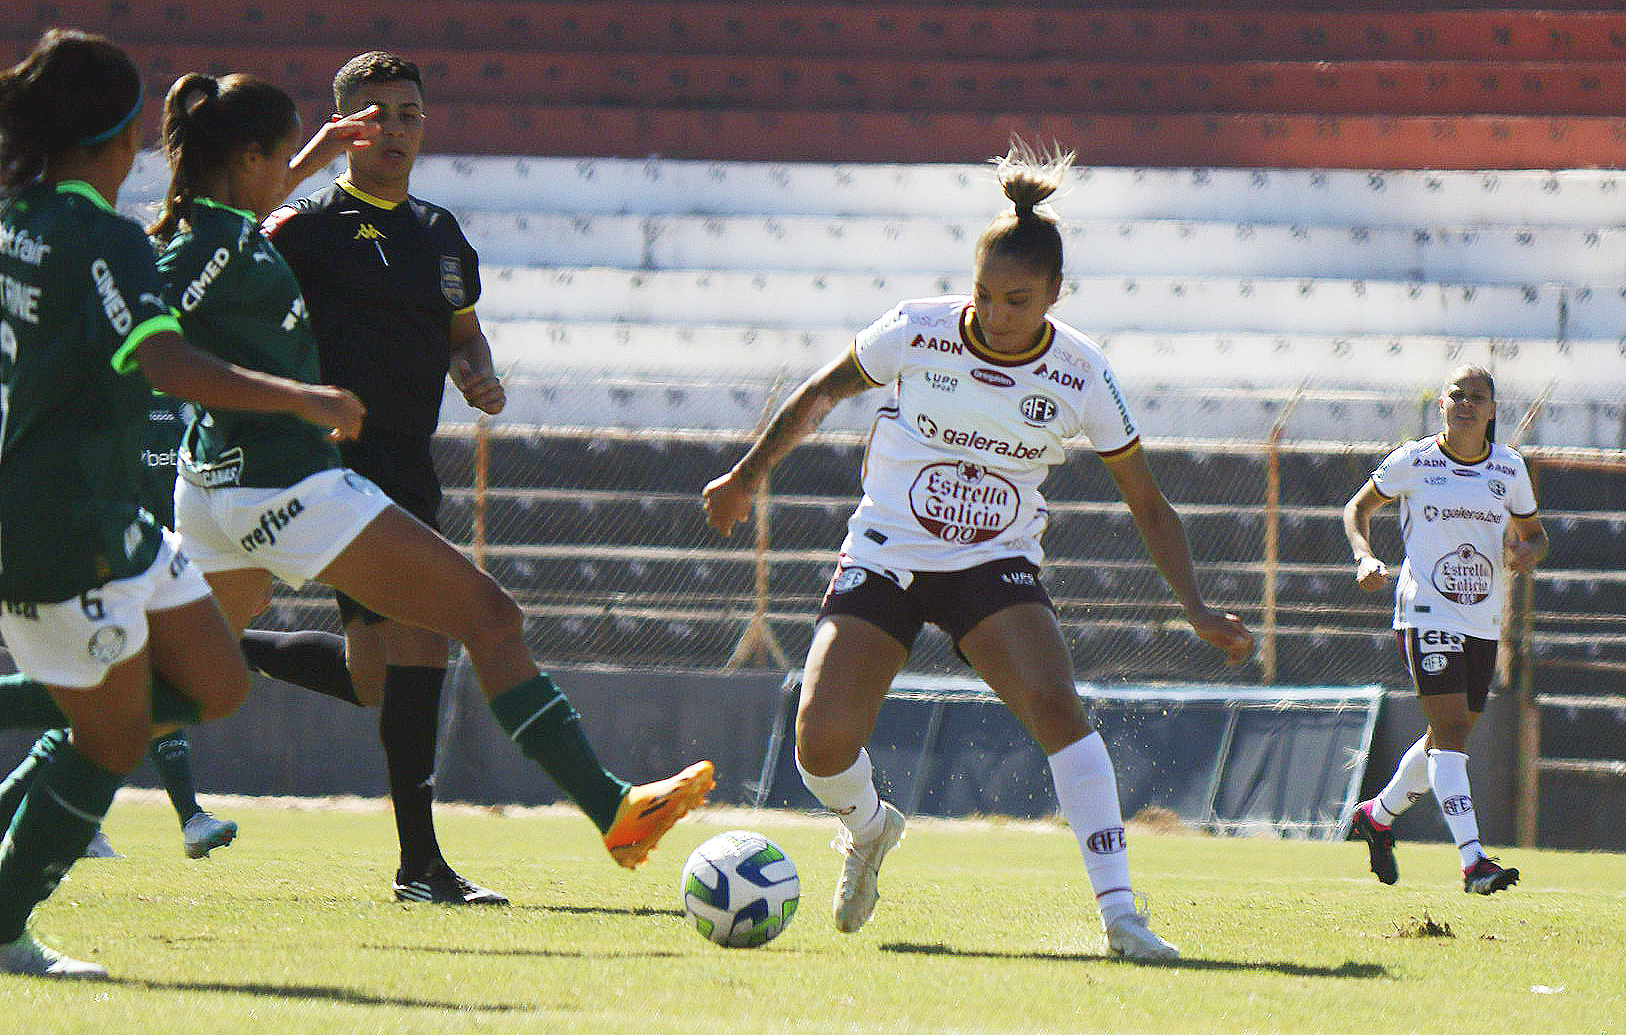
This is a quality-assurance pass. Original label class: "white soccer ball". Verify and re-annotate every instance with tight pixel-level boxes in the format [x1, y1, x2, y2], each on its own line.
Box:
[680, 830, 799, 948]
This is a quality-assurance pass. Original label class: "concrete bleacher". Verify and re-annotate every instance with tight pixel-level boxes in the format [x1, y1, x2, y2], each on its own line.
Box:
[118, 149, 1626, 447]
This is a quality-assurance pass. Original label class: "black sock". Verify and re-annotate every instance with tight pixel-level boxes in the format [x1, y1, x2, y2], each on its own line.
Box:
[380, 666, 447, 876]
[148, 730, 201, 824]
[240, 629, 360, 706]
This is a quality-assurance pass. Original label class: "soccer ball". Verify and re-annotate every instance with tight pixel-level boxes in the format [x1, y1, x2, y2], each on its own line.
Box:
[680, 830, 799, 948]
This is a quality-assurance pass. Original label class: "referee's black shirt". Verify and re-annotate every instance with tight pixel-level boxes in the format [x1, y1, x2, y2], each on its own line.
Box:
[265, 177, 481, 442]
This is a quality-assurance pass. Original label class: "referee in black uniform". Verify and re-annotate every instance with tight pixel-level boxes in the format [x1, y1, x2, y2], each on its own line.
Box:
[248, 52, 509, 904]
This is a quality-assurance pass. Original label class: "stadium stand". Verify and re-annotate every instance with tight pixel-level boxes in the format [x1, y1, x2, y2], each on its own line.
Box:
[9, 2, 1626, 166]
[8, 2, 1624, 840]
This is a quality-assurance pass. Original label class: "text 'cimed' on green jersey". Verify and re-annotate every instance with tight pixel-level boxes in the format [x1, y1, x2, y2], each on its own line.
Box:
[0, 181, 179, 602]
[156, 199, 339, 490]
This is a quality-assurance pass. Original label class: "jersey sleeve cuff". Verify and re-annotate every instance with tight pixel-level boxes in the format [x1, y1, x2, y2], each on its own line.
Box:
[111, 313, 182, 374]
[1097, 437, 1142, 461]
[850, 342, 884, 387]
[1369, 477, 1397, 501]
[453, 303, 477, 316]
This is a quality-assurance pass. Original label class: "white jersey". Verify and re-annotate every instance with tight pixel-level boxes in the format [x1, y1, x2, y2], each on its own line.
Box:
[839, 296, 1140, 575]
[1370, 434, 1539, 639]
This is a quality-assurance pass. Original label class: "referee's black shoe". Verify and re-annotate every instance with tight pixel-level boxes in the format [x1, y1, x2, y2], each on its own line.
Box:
[393, 863, 510, 905]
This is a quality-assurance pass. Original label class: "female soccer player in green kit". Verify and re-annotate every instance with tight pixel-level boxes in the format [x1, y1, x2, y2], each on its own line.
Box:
[0, 29, 364, 978]
[148, 70, 712, 897]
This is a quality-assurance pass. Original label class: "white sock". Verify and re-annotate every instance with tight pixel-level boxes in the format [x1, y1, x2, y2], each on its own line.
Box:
[1049, 732, 1135, 927]
[1373, 735, 1431, 825]
[798, 748, 886, 842]
[1427, 749, 1484, 869]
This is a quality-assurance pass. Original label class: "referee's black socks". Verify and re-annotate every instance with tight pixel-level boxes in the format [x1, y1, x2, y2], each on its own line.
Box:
[239, 629, 360, 706]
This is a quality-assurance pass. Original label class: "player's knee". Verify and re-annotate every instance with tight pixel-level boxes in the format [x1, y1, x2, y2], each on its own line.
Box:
[195, 663, 250, 723]
[793, 717, 862, 778]
[458, 581, 525, 652]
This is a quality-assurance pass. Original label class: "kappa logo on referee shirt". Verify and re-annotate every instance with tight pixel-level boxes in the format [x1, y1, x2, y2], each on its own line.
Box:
[353, 224, 386, 241]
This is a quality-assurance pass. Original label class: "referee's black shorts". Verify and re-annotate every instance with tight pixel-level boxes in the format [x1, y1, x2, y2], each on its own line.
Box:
[334, 430, 442, 626]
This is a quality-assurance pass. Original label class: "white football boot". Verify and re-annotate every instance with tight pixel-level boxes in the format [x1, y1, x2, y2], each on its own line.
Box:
[182, 812, 238, 859]
[0, 931, 107, 979]
[1105, 909, 1181, 961]
[831, 801, 906, 933]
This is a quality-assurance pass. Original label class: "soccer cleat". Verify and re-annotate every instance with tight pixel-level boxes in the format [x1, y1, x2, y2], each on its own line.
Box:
[1463, 856, 1519, 895]
[604, 760, 715, 869]
[82, 831, 120, 859]
[0, 931, 107, 980]
[392, 863, 510, 905]
[1105, 910, 1181, 961]
[1349, 801, 1399, 885]
[182, 812, 238, 859]
[831, 801, 906, 933]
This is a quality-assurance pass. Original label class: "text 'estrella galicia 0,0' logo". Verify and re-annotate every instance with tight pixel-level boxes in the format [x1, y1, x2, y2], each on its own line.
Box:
[1019, 394, 1058, 425]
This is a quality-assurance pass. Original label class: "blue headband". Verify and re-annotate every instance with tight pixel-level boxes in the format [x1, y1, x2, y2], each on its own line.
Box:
[78, 79, 144, 146]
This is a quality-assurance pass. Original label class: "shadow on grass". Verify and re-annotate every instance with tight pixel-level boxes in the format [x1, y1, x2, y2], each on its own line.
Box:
[118, 978, 527, 1012]
[359, 942, 682, 960]
[530, 903, 685, 918]
[880, 942, 1389, 978]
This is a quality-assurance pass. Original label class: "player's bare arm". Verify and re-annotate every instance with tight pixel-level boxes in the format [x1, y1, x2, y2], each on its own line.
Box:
[703, 349, 872, 536]
[285, 104, 380, 196]
[1343, 478, 1392, 591]
[1102, 444, 1255, 665]
[448, 309, 505, 415]
[134, 330, 365, 441]
[1506, 513, 1549, 575]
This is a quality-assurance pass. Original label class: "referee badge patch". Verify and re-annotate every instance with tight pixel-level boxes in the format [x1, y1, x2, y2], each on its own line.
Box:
[439, 255, 467, 307]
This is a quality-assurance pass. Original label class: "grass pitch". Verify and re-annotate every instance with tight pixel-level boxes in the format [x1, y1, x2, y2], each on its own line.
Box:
[4, 793, 1622, 1035]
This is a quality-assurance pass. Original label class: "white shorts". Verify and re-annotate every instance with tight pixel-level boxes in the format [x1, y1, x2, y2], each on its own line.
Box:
[0, 529, 212, 689]
[174, 467, 391, 589]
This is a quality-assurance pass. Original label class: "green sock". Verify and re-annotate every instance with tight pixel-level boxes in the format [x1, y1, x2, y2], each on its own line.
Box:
[0, 671, 201, 730]
[148, 730, 200, 824]
[0, 729, 67, 835]
[0, 739, 122, 942]
[488, 674, 628, 833]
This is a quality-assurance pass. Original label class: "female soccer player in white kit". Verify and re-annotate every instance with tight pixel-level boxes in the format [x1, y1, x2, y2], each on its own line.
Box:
[704, 142, 1253, 961]
[1344, 365, 1546, 894]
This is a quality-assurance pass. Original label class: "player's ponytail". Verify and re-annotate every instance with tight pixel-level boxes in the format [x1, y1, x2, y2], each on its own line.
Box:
[974, 136, 1073, 285]
[150, 72, 297, 241]
[0, 29, 143, 200]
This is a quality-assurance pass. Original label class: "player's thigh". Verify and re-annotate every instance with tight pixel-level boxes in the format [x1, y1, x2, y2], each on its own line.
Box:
[203, 568, 278, 634]
[146, 594, 251, 723]
[341, 617, 387, 707]
[796, 615, 908, 774]
[51, 649, 154, 775]
[318, 504, 520, 647]
[959, 602, 1091, 755]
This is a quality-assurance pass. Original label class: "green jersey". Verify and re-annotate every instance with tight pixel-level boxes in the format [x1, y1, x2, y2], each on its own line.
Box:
[0, 181, 178, 601]
[141, 392, 191, 528]
[156, 199, 338, 489]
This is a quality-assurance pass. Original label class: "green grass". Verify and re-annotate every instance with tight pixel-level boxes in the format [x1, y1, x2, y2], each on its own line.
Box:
[6, 795, 1623, 1034]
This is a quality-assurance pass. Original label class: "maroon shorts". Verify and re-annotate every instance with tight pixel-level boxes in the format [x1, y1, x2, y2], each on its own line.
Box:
[1397, 627, 1498, 713]
[816, 556, 1054, 653]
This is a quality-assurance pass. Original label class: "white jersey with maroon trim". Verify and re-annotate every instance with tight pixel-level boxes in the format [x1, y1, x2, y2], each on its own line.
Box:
[1370, 434, 1539, 639]
[839, 296, 1140, 575]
